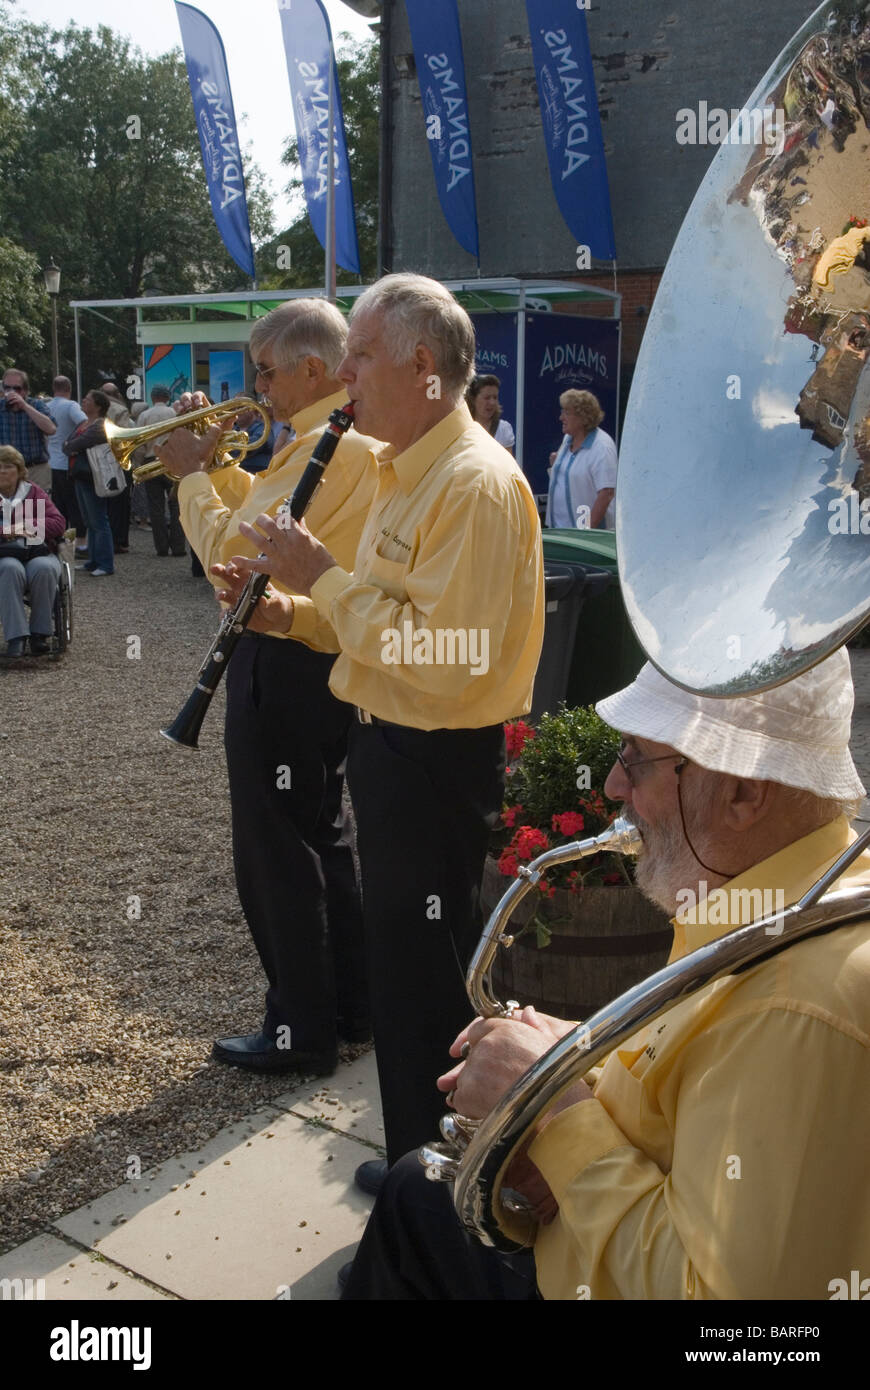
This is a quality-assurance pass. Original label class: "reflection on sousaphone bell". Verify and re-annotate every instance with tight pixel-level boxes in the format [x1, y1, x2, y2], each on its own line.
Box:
[420, 0, 870, 1252]
[103, 396, 271, 483]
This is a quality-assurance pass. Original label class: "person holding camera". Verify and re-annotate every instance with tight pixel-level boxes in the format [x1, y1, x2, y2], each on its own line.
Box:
[0, 368, 57, 489]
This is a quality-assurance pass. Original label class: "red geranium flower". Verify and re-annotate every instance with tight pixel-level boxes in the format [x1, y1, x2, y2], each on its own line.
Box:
[504, 719, 535, 760]
[514, 825, 549, 861]
[502, 804, 523, 829]
[498, 849, 519, 878]
[552, 811, 585, 837]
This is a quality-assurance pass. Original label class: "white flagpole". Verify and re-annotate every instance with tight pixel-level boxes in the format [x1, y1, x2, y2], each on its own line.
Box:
[326, 47, 337, 303]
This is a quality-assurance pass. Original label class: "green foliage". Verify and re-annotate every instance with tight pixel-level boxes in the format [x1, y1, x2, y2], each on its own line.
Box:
[495, 706, 629, 894]
[508, 706, 621, 829]
[0, 15, 275, 387]
[259, 35, 379, 289]
[0, 237, 48, 364]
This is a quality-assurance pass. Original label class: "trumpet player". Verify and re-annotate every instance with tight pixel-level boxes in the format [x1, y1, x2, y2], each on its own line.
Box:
[225, 273, 545, 1185]
[341, 649, 870, 1300]
[154, 300, 379, 1073]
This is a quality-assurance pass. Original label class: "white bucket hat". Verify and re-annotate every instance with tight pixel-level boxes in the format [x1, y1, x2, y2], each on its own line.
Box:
[596, 647, 865, 801]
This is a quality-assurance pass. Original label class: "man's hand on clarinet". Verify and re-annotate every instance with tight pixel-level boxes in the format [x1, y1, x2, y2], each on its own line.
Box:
[154, 423, 222, 478]
[231, 512, 337, 597]
[210, 560, 295, 635]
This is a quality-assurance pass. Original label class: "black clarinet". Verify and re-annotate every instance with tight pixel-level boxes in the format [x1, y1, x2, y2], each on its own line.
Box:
[161, 402, 355, 749]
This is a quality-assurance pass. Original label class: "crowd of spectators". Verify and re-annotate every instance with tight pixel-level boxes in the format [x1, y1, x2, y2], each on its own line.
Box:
[0, 363, 292, 657]
[1, 358, 617, 658]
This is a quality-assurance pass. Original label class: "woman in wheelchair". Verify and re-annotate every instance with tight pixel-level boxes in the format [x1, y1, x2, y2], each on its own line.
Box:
[0, 445, 67, 657]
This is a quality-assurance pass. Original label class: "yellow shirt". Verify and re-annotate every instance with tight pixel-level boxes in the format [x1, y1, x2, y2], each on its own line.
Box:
[812, 226, 870, 291]
[291, 403, 544, 730]
[177, 390, 378, 651]
[515, 816, 870, 1299]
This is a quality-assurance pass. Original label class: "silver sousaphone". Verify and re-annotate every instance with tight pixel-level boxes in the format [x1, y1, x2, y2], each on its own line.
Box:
[421, 0, 870, 1250]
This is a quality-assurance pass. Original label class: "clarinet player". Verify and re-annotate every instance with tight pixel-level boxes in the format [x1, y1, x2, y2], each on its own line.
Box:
[154, 300, 379, 1073]
[221, 274, 545, 1192]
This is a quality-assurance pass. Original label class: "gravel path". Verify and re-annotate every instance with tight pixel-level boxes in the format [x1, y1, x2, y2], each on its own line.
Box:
[1, 529, 366, 1254]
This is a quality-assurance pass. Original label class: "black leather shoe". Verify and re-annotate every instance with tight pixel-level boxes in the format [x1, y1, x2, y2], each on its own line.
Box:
[29, 635, 51, 656]
[354, 1158, 388, 1197]
[211, 1031, 337, 1075]
[4, 638, 25, 659]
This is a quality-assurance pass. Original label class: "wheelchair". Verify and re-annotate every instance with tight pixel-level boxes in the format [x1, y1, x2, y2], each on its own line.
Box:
[3, 530, 74, 658]
[50, 532, 74, 656]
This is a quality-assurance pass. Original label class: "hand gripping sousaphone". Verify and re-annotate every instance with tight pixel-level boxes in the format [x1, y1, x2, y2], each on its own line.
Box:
[421, 0, 870, 1250]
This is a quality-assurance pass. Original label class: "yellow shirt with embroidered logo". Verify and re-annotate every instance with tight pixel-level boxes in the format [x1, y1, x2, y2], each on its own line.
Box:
[177, 390, 378, 651]
[289, 403, 544, 730]
[504, 816, 870, 1299]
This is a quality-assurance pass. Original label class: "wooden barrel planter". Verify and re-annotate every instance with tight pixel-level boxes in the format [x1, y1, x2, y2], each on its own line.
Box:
[481, 856, 673, 1020]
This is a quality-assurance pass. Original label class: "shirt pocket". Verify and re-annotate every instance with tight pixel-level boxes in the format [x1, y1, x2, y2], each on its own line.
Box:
[365, 549, 409, 603]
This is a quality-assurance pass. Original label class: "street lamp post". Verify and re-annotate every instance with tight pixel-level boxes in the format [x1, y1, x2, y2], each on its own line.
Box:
[43, 259, 61, 379]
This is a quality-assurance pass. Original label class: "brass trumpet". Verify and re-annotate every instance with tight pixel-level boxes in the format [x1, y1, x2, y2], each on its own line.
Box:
[104, 397, 272, 483]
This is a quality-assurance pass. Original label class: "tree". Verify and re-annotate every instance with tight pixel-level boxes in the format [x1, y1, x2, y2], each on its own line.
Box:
[0, 237, 49, 364]
[0, 18, 274, 386]
[0, 3, 49, 371]
[259, 35, 379, 290]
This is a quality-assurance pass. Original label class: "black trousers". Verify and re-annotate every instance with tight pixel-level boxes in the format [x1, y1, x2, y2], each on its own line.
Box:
[144, 475, 185, 555]
[224, 634, 367, 1050]
[341, 1152, 538, 1300]
[107, 481, 131, 548]
[49, 468, 84, 535]
[346, 720, 505, 1165]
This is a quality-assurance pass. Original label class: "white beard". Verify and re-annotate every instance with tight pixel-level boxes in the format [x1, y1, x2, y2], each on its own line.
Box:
[625, 782, 721, 916]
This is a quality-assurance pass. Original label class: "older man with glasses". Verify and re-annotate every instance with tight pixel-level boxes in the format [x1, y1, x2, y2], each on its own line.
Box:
[154, 299, 380, 1074]
[1, 368, 56, 489]
[338, 647, 870, 1300]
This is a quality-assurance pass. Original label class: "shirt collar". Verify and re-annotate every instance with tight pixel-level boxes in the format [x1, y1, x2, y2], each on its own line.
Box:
[375, 403, 472, 496]
[579, 428, 598, 451]
[669, 815, 862, 961]
[1, 480, 31, 506]
[290, 388, 347, 440]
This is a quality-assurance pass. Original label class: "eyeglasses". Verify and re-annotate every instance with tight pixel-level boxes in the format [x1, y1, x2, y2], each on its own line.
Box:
[253, 362, 279, 381]
[615, 742, 687, 786]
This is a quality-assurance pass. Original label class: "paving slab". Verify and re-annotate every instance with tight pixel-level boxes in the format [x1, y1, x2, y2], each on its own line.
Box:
[0, 1232, 171, 1300]
[53, 1108, 373, 1301]
[275, 1047, 385, 1149]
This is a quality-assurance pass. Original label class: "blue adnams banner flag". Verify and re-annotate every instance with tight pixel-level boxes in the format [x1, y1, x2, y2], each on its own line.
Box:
[524, 0, 615, 260]
[278, 0, 361, 275]
[175, 2, 256, 281]
[405, 0, 479, 259]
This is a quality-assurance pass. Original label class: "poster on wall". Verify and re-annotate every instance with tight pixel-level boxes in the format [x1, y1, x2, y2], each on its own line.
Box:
[209, 350, 245, 404]
[469, 314, 518, 446]
[522, 314, 619, 496]
[144, 344, 193, 405]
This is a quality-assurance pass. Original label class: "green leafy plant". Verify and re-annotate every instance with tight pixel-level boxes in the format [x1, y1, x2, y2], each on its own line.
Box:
[494, 706, 631, 906]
